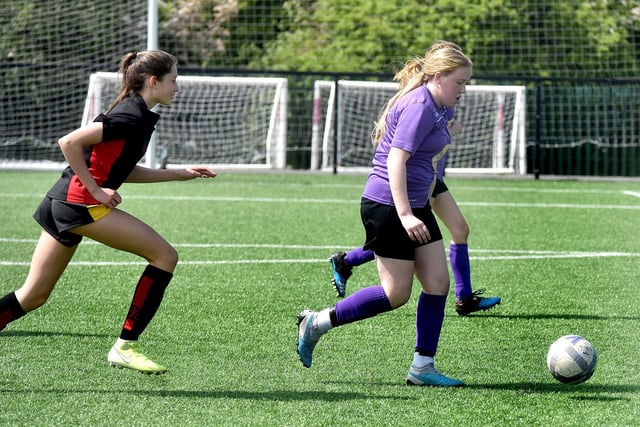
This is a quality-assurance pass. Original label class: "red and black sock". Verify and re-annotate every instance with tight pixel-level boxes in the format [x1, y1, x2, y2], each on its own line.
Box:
[120, 265, 173, 341]
[0, 292, 26, 331]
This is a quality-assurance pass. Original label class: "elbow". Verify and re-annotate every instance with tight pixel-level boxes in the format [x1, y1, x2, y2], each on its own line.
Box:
[57, 136, 71, 151]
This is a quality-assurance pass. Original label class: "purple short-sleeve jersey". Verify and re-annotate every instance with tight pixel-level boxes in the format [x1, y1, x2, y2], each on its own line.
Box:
[362, 85, 452, 207]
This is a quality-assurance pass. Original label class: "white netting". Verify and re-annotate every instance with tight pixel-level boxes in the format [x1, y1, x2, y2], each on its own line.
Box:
[83, 73, 288, 168]
[2, 1, 638, 175]
[0, 0, 148, 169]
[312, 80, 526, 174]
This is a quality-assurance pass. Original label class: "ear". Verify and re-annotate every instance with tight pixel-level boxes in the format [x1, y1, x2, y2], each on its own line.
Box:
[148, 75, 158, 89]
[434, 71, 443, 86]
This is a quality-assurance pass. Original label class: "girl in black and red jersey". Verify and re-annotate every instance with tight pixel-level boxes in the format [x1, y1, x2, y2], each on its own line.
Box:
[0, 50, 216, 374]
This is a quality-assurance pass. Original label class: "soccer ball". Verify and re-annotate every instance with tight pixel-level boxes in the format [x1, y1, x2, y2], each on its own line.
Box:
[546, 335, 597, 384]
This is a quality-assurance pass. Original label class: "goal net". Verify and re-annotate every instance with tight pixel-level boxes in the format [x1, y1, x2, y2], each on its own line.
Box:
[311, 80, 526, 175]
[0, 0, 150, 171]
[83, 72, 288, 169]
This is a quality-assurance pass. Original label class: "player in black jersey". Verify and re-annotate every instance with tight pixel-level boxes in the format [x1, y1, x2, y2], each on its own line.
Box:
[0, 50, 216, 374]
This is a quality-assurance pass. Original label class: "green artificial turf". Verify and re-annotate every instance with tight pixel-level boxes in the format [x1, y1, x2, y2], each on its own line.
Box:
[0, 170, 638, 426]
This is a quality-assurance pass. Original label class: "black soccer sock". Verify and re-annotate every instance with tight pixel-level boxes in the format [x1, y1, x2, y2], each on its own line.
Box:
[120, 265, 173, 341]
[0, 291, 26, 331]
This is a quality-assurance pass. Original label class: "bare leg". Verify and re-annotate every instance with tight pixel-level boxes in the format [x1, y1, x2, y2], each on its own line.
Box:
[431, 191, 469, 244]
[413, 240, 450, 296]
[14, 231, 78, 312]
[72, 209, 176, 373]
[71, 208, 178, 272]
[375, 256, 415, 308]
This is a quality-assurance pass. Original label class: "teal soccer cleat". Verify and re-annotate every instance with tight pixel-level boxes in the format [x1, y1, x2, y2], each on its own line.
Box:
[406, 365, 464, 387]
[296, 310, 323, 368]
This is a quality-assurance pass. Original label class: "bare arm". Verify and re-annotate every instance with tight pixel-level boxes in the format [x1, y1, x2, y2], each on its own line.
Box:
[387, 147, 430, 243]
[57, 122, 123, 207]
[58, 123, 216, 208]
[125, 165, 217, 183]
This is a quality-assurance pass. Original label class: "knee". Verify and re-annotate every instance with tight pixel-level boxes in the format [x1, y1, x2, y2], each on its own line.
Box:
[152, 244, 179, 272]
[450, 221, 470, 243]
[386, 288, 412, 309]
[164, 246, 179, 271]
[421, 273, 450, 297]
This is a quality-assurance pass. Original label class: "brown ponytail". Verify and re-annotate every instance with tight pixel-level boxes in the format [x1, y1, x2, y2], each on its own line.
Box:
[106, 50, 177, 114]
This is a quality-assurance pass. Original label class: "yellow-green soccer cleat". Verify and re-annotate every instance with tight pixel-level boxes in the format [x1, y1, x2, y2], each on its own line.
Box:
[108, 339, 167, 375]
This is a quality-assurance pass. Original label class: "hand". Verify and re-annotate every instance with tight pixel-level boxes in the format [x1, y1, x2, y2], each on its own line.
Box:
[90, 187, 121, 208]
[399, 214, 431, 244]
[180, 167, 217, 180]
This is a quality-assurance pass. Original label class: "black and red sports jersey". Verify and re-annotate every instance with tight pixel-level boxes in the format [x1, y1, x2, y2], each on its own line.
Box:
[47, 93, 160, 205]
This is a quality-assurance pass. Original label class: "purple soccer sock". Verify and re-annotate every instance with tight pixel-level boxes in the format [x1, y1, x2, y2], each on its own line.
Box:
[334, 285, 392, 326]
[450, 243, 472, 300]
[415, 293, 447, 357]
[345, 247, 375, 267]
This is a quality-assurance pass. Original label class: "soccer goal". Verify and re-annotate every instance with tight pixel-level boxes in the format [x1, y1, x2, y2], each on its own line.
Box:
[83, 72, 288, 169]
[311, 80, 527, 175]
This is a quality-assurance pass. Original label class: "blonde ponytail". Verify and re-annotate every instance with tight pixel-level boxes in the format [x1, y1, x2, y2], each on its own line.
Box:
[371, 41, 471, 146]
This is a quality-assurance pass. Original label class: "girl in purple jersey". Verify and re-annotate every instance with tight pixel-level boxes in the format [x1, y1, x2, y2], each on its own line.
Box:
[297, 42, 472, 387]
[0, 50, 216, 374]
[330, 41, 500, 315]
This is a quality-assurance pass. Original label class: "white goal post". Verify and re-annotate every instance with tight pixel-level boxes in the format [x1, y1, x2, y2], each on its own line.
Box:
[311, 80, 527, 175]
[83, 72, 288, 169]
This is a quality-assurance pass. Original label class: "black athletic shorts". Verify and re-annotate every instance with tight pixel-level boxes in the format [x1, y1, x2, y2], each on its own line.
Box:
[32, 197, 97, 247]
[360, 197, 443, 261]
[432, 178, 448, 197]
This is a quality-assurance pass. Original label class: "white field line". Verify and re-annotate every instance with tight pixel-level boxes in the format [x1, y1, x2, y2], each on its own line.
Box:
[0, 238, 340, 250]
[0, 239, 638, 266]
[457, 201, 640, 209]
[2, 186, 638, 196]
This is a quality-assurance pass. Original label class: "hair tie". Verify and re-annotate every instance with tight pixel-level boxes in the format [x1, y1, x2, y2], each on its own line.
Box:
[128, 52, 138, 66]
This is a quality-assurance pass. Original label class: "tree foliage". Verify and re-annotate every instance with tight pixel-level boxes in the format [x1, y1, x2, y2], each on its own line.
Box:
[252, 0, 640, 78]
[1, 0, 639, 77]
[159, 0, 288, 68]
[160, 0, 239, 67]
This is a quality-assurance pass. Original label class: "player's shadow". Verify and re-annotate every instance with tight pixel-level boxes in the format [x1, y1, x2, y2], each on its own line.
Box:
[1, 329, 111, 338]
[466, 381, 639, 400]
[475, 313, 639, 321]
[2, 380, 636, 403]
[321, 380, 639, 401]
[0, 387, 411, 403]
[137, 389, 412, 402]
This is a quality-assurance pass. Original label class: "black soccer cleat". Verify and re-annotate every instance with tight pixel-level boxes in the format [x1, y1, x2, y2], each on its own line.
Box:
[455, 289, 501, 316]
